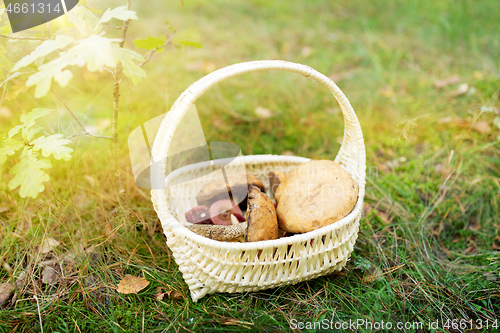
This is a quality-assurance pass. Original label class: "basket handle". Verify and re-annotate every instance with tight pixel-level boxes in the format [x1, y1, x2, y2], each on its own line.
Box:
[151, 60, 366, 187]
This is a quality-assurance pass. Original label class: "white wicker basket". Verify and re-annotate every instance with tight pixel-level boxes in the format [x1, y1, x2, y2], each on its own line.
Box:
[150, 60, 366, 302]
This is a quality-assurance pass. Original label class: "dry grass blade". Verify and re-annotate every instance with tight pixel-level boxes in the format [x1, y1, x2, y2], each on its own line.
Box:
[434, 75, 460, 89]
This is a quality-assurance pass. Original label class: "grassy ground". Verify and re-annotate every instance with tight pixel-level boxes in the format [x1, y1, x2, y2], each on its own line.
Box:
[1, 0, 499, 331]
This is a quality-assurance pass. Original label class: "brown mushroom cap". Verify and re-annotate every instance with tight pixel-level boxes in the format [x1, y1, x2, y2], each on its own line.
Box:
[245, 185, 279, 242]
[269, 171, 287, 198]
[275, 160, 359, 233]
[196, 174, 265, 208]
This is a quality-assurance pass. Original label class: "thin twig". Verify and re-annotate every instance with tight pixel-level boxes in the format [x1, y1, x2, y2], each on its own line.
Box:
[112, 0, 132, 195]
[118, 33, 175, 84]
[138, 33, 175, 67]
[118, 0, 132, 48]
[104, 22, 122, 29]
[66, 132, 113, 140]
[0, 34, 46, 41]
[52, 91, 113, 140]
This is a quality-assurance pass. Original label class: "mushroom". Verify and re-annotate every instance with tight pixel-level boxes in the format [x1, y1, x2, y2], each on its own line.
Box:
[245, 185, 279, 242]
[196, 174, 265, 210]
[209, 200, 243, 225]
[269, 171, 287, 197]
[185, 206, 211, 224]
[275, 160, 359, 233]
[186, 222, 247, 241]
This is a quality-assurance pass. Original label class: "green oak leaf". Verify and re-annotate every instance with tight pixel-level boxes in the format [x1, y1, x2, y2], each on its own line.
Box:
[0, 23, 11, 35]
[32, 134, 73, 161]
[26, 126, 43, 142]
[67, 6, 100, 37]
[25, 55, 73, 98]
[70, 36, 122, 72]
[0, 140, 23, 164]
[8, 154, 51, 199]
[0, 44, 11, 81]
[26, 36, 122, 97]
[20, 108, 53, 130]
[8, 125, 23, 139]
[99, 6, 137, 26]
[133, 37, 165, 50]
[115, 47, 146, 85]
[494, 117, 500, 130]
[0, 161, 5, 186]
[20, 109, 53, 138]
[177, 40, 202, 48]
[11, 35, 74, 72]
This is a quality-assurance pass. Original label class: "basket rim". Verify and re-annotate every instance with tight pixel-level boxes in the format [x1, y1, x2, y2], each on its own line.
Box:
[158, 154, 365, 250]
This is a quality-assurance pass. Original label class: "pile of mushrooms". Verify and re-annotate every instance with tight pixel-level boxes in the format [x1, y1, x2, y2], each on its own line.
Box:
[184, 160, 359, 242]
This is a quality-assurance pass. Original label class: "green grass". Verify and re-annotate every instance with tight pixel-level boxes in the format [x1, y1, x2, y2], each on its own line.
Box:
[1, 0, 500, 331]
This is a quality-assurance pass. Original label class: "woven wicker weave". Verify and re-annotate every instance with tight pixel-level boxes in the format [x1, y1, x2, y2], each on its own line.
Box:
[150, 60, 366, 302]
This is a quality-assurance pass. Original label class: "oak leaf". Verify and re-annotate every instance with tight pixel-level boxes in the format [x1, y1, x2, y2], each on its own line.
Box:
[116, 275, 149, 294]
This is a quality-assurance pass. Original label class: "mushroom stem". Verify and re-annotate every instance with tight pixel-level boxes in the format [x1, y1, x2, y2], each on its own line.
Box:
[186, 222, 247, 241]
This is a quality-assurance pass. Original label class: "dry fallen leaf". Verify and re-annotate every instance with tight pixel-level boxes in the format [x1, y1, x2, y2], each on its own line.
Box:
[328, 71, 355, 82]
[301, 46, 312, 58]
[377, 211, 391, 224]
[41, 265, 58, 285]
[0, 207, 9, 214]
[435, 163, 453, 177]
[493, 236, 500, 250]
[254, 106, 273, 119]
[154, 286, 184, 301]
[167, 290, 184, 300]
[154, 287, 165, 300]
[449, 83, 469, 97]
[213, 119, 225, 130]
[363, 266, 383, 283]
[0, 106, 12, 119]
[326, 107, 340, 115]
[438, 116, 454, 124]
[473, 71, 484, 80]
[281, 151, 294, 156]
[434, 75, 461, 89]
[380, 87, 394, 98]
[84, 175, 96, 188]
[39, 238, 60, 254]
[0, 282, 14, 306]
[97, 118, 111, 131]
[116, 275, 149, 294]
[464, 245, 478, 254]
[438, 117, 491, 134]
[186, 61, 216, 73]
[104, 223, 117, 239]
[471, 121, 491, 134]
[467, 222, 481, 232]
[83, 125, 98, 135]
[363, 202, 373, 216]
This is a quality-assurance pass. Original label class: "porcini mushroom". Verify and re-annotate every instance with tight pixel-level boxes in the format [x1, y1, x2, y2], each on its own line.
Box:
[196, 174, 265, 209]
[245, 185, 279, 242]
[186, 222, 247, 241]
[209, 200, 243, 225]
[269, 171, 287, 197]
[275, 160, 359, 233]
